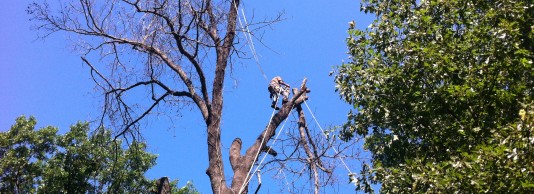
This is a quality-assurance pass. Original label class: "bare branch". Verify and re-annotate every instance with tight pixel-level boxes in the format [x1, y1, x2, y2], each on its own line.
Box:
[122, 0, 211, 111]
[29, 1, 353, 194]
[114, 92, 170, 140]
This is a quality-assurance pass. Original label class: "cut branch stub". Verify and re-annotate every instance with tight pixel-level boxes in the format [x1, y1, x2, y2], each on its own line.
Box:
[289, 78, 311, 106]
[229, 78, 310, 193]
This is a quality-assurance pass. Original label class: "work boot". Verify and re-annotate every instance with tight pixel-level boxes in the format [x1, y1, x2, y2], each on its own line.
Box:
[271, 102, 280, 110]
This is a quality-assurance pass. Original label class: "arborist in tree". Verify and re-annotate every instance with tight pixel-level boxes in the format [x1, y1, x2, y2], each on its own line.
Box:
[268, 76, 290, 110]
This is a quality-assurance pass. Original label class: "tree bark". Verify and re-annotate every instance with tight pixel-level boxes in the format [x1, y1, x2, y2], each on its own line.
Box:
[28, 1, 317, 193]
[296, 105, 319, 194]
[228, 79, 310, 193]
[205, 0, 240, 193]
[155, 177, 171, 194]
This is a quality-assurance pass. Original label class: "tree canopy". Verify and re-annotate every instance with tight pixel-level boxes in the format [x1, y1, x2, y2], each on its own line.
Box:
[334, 0, 533, 192]
[0, 116, 197, 194]
[0, 116, 56, 193]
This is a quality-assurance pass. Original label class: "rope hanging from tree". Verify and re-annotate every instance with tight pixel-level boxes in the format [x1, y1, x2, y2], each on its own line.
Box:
[233, 0, 268, 82]
[304, 101, 357, 183]
[232, 1, 356, 192]
[238, 88, 293, 194]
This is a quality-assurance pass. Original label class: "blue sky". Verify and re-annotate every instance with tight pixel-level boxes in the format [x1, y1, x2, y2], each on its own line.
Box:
[0, 0, 374, 193]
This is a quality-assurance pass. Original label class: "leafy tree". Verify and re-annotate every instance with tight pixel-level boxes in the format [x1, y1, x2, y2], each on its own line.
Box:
[40, 122, 157, 193]
[376, 104, 534, 193]
[334, 0, 533, 192]
[172, 181, 200, 194]
[0, 116, 166, 193]
[0, 116, 56, 194]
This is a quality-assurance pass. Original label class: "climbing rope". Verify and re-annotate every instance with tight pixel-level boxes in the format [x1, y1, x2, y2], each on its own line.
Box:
[230, 1, 355, 191]
[233, 1, 268, 81]
[237, 88, 291, 194]
[304, 101, 353, 175]
[253, 102, 293, 171]
[279, 166, 291, 193]
[239, 106, 293, 194]
[244, 100, 356, 193]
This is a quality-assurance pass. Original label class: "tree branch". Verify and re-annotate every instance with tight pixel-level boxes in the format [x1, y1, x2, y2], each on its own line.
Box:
[114, 92, 170, 140]
[297, 104, 319, 194]
[122, 0, 212, 111]
[229, 78, 310, 193]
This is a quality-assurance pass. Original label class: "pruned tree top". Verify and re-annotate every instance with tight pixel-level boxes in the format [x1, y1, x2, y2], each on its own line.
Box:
[28, 1, 352, 193]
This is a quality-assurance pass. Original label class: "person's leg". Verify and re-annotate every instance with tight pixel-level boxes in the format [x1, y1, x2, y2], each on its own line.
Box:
[270, 96, 279, 110]
[270, 86, 281, 109]
[271, 94, 278, 107]
[268, 85, 279, 109]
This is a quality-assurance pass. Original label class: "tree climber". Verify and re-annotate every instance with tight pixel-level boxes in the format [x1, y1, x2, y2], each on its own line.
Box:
[268, 76, 290, 110]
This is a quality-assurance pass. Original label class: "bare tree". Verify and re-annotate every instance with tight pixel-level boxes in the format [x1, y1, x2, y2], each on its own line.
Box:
[28, 0, 357, 193]
[258, 91, 361, 194]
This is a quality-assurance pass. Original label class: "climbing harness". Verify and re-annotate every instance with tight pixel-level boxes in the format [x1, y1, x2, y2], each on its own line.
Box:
[229, 1, 355, 192]
[271, 85, 289, 106]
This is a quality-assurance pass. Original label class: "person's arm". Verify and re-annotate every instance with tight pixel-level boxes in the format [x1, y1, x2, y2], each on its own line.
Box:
[279, 80, 290, 87]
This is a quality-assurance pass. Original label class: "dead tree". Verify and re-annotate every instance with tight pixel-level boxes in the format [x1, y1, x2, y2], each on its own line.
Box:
[27, 1, 319, 193]
[251, 88, 361, 194]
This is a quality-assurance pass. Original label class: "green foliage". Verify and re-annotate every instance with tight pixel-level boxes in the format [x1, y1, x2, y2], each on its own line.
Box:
[334, 0, 534, 192]
[39, 122, 157, 194]
[167, 180, 200, 194]
[378, 105, 534, 193]
[0, 116, 57, 194]
[0, 116, 157, 193]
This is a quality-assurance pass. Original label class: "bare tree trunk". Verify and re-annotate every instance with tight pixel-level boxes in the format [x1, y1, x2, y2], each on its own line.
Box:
[296, 105, 320, 194]
[229, 80, 311, 193]
[205, 0, 239, 193]
[28, 1, 337, 193]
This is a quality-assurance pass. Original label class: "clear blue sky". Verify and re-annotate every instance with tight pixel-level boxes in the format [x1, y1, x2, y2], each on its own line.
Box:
[0, 1, 374, 193]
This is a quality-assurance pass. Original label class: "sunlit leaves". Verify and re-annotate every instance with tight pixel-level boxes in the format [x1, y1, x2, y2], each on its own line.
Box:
[0, 116, 57, 193]
[335, 0, 534, 192]
[379, 104, 534, 193]
[0, 116, 157, 193]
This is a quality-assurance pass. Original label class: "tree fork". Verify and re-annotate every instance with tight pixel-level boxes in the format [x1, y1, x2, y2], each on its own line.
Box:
[205, 0, 240, 193]
[28, 0, 311, 193]
[229, 78, 310, 193]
